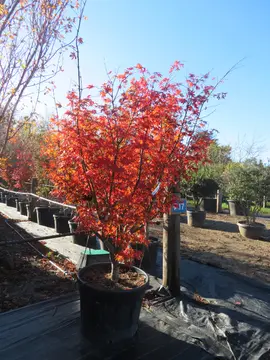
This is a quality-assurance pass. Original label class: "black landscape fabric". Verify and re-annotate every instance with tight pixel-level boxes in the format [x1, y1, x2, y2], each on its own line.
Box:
[153, 250, 270, 360]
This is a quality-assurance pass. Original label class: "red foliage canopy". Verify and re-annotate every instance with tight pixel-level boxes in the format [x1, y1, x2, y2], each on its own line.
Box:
[45, 62, 224, 262]
[0, 135, 35, 190]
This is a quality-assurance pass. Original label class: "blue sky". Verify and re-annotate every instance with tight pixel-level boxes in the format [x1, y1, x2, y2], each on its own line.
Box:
[41, 0, 270, 161]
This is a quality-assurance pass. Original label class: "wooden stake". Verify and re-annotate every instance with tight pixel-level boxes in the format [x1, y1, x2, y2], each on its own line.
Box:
[162, 213, 181, 296]
[162, 213, 169, 287]
[170, 214, 181, 296]
[31, 178, 38, 194]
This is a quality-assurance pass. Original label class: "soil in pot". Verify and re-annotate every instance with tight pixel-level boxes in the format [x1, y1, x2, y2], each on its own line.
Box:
[200, 198, 217, 213]
[187, 210, 206, 227]
[237, 221, 265, 239]
[78, 262, 149, 346]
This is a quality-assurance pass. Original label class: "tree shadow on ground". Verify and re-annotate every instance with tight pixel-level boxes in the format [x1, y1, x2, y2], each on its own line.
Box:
[146, 249, 270, 360]
[181, 249, 270, 286]
[181, 214, 270, 235]
[153, 246, 270, 295]
[0, 251, 76, 311]
[0, 290, 215, 360]
[203, 219, 239, 233]
[178, 214, 239, 233]
[104, 319, 214, 360]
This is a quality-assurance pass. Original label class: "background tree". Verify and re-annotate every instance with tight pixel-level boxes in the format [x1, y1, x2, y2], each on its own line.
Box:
[0, 119, 49, 190]
[223, 160, 270, 223]
[0, 0, 83, 157]
[196, 139, 232, 188]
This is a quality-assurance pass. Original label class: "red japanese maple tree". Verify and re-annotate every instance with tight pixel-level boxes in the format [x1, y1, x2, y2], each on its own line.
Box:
[1, 136, 35, 190]
[46, 62, 226, 281]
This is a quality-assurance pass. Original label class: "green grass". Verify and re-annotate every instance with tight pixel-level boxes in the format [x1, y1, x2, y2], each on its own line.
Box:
[187, 199, 270, 216]
[259, 206, 270, 215]
[187, 200, 195, 208]
[223, 201, 270, 216]
[222, 202, 229, 210]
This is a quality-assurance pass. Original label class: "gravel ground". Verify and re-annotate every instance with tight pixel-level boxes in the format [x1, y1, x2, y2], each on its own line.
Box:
[0, 213, 77, 313]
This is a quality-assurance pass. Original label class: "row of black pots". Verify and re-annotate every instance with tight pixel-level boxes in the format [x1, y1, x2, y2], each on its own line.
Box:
[2, 194, 17, 207]
[1, 192, 159, 259]
[0, 190, 151, 346]
[34, 207, 92, 247]
[0, 192, 90, 246]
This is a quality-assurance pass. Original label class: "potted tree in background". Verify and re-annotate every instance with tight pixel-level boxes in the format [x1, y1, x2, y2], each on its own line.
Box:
[196, 140, 232, 212]
[199, 178, 219, 213]
[45, 62, 226, 346]
[223, 162, 246, 216]
[186, 178, 219, 227]
[224, 161, 270, 239]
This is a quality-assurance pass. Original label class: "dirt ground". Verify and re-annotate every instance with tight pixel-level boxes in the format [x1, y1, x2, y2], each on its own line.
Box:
[0, 215, 76, 312]
[1, 210, 269, 313]
[149, 212, 270, 285]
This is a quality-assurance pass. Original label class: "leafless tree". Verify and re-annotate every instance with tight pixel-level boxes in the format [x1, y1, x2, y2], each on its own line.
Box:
[0, 0, 85, 156]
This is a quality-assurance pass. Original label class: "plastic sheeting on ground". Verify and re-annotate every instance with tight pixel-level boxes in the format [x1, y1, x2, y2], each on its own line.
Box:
[152, 250, 270, 359]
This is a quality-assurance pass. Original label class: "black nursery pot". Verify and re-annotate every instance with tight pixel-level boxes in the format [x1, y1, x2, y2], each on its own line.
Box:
[78, 262, 149, 345]
[15, 198, 20, 211]
[53, 214, 71, 234]
[200, 198, 217, 213]
[36, 207, 60, 228]
[26, 203, 37, 222]
[5, 196, 17, 207]
[68, 221, 97, 248]
[187, 210, 206, 227]
[19, 201, 28, 216]
[68, 221, 89, 246]
[0, 191, 4, 203]
[133, 237, 159, 272]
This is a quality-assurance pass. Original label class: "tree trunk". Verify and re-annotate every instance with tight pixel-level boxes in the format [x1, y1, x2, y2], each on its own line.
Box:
[111, 258, 120, 282]
[31, 178, 38, 194]
[162, 213, 181, 296]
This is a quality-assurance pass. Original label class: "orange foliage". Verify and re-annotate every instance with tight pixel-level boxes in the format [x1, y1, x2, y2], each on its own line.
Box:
[45, 63, 225, 262]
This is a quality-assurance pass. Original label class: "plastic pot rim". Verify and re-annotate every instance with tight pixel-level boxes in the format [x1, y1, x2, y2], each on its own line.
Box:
[53, 213, 71, 219]
[237, 221, 265, 229]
